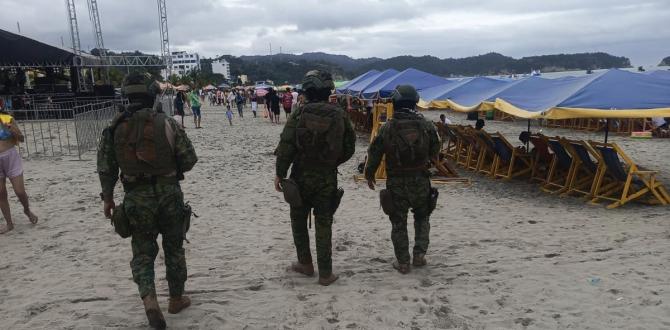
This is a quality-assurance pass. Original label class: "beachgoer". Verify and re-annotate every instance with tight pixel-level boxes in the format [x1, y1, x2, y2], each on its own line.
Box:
[0, 103, 38, 234]
[188, 89, 202, 128]
[226, 107, 234, 126]
[174, 91, 186, 127]
[475, 119, 485, 130]
[439, 114, 452, 125]
[274, 70, 356, 286]
[97, 73, 198, 329]
[364, 85, 440, 274]
[235, 91, 245, 118]
[268, 88, 281, 124]
[282, 87, 294, 118]
[227, 91, 236, 114]
[652, 117, 668, 129]
[291, 89, 299, 109]
[251, 92, 258, 118]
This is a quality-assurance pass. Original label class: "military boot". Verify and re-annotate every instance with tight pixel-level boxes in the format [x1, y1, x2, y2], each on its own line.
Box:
[168, 296, 192, 314]
[142, 293, 166, 329]
[392, 261, 410, 274]
[318, 273, 339, 286]
[291, 262, 315, 276]
[412, 253, 427, 267]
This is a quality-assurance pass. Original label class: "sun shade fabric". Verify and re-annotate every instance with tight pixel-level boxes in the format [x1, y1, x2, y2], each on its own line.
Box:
[336, 70, 379, 93]
[344, 69, 399, 96]
[420, 77, 519, 111]
[360, 68, 448, 99]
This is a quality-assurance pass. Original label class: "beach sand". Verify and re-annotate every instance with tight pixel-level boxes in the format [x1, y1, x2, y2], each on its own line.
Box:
[1, 104, 669, 329]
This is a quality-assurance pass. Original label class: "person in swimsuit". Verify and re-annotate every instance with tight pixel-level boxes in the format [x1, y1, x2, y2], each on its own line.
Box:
[0, 101, 38, 234]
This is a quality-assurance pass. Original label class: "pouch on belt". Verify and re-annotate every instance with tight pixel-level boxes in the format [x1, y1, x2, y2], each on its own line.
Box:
[281, 179, 303, 207]
[111, 203, 132, 238]
[379, 189, 395, 215]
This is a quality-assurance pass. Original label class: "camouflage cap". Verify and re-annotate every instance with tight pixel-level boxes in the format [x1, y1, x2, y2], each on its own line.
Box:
[391, 85, 420, 104]
[302, 70, 335, 91]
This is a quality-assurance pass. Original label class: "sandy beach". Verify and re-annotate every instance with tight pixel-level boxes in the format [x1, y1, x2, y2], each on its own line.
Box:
[1, 103, 669, 329]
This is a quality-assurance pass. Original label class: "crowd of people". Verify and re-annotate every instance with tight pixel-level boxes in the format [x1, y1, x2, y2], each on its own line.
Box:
[172, 86, 303, 128]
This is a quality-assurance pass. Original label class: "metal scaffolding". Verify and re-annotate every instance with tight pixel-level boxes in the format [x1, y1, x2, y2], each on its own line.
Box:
[157, 0, 172, 77]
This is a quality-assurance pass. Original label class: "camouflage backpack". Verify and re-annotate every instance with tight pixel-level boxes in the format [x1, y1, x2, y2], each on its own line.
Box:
[113, 108, 177, 176]
[383, 116, 431, 171]
[295, 102, 345, 168]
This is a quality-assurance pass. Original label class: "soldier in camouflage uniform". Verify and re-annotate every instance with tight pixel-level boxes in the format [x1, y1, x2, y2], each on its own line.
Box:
[365, 85, 440, 274]
[274, 70, 356, 286]
[97, 73, 198, 329]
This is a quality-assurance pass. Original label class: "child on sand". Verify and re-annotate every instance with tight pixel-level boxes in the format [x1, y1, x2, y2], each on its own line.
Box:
[226, 107, 234, 126]
[0, 103, 38, 234]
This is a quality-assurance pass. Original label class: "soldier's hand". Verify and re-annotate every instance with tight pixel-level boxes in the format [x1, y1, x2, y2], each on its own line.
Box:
[274, 176, 283, 192]
[103, 200, 115, 219]
[367, 178, 376, 190]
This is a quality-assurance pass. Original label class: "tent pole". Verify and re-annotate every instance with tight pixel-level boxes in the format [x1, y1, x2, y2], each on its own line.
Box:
[526, 119, 531, 152]
[605, 119, 610, 143]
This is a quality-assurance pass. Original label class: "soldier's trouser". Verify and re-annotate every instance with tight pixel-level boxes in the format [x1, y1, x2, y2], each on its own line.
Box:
[386, 176, 432, 264]
[290, 171, 337, 276]
[124, 183, 187, 298]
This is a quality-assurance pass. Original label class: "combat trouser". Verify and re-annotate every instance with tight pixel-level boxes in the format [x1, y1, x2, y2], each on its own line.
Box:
[124, 183, 188, 298]
[289, 170, 338, 277]
[386, 176, 432, 264]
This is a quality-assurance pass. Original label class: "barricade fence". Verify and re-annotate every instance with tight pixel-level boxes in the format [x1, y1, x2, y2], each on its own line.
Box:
[10, 97, 127, 159]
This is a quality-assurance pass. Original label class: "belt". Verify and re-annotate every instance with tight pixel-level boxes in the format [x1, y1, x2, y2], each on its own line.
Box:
[121, 174, 179, 186]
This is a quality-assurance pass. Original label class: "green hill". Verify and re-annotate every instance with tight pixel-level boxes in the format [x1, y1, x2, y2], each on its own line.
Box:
[204, 52, 631, 84]
[660, 56, 670, 66]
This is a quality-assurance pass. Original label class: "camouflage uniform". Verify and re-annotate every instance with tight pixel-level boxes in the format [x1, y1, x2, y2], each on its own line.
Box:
[365, 110, 440, 265]
[275, 103, 356, 277]
[97, 104, 197, 299]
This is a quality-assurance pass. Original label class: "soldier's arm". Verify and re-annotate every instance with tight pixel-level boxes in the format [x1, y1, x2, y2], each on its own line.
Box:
[364, 125, 386, 180]
[275, 109, 300, 178]
[169, 118, 198, 173]
[338, 115, 356, 165]
[96, 127, 119, 200]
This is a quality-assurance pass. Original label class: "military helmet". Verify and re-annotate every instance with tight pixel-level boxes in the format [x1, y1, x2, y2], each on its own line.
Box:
[122, 72, 161, 97]
[301, 70, 335, 91]
[391, 85, 420, 104]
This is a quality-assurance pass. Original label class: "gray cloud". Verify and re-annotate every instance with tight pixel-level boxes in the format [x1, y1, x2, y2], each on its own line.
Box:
[1, 0, 668, 66]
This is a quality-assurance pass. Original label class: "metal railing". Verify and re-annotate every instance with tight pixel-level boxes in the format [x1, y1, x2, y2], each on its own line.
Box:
[9, 97, 126, 159]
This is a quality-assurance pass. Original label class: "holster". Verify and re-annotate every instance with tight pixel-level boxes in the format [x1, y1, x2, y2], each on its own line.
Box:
[379, 189, 395, 215]
[281, 179, 303, 207]
[182, 202, 193, 238]
[111, 203, 132, 239]
[429, 187, 439, 214]
[331, 188, 344, 214]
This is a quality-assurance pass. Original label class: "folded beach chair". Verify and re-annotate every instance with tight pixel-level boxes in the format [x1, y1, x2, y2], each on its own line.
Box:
[542, 136, 575, 194]
[453, 126, 474, 167]
[489, 132, 532, 180]
[462, 130, 484, 171]
[439, 123, 460, 159]
[528, 133, 553, 184]
[588, 141, 670, 209]
[560, 139, 600, 198]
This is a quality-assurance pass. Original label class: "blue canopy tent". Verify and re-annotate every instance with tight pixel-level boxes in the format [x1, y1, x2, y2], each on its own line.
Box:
[417, 78, 471, 108]
[345, 69, 399, 97]
[493, 69, 670, 119]
[360, 68, 448, 99]
[426, 77, 522, 111]
[648, 70, 670, 80]
[336, 70, 379, 94]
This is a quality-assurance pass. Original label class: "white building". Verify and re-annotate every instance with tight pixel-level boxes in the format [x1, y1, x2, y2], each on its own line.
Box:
[212, 59, 231, 80]
[171, 51, 200, 76]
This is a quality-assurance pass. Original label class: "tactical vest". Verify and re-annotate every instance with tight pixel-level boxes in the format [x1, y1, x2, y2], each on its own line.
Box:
[113, 108, 177, 176]
[295, 102, 345, 168]
[383, 116, 431, 173]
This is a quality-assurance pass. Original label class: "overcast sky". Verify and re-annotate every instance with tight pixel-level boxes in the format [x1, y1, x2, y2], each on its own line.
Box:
[2, 0, 669, 66]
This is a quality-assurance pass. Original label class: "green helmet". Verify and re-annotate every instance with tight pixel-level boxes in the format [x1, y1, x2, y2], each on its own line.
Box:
[391, 85, 420, 104]
[302, 70, 335, 91]
[122, 72, 161, 97]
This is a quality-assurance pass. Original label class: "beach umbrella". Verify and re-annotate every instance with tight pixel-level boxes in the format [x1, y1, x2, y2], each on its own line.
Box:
[255, 88, 269, 97]
[175, 85, 190, 91]
[203, 84, 216, 90]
